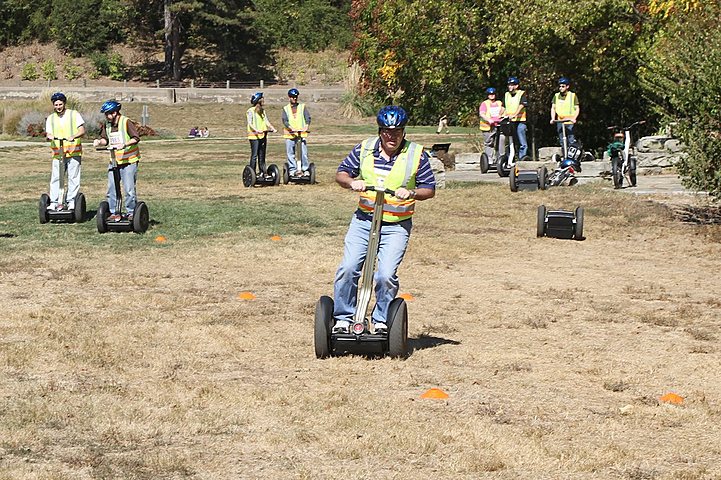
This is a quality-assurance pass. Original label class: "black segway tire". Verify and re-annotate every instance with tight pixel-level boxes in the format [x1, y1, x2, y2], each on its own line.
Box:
[574, 206, 584, 240]
[282, 165, 290, 184]
[73, 192, 86, 223]
[133, 202, 150, 233]
[268, 164, 280, 186]
[480, 153, 489, 173]
[629, 157, 637, 187]
[539, 166, 548, 190]
[242, 165, 256, 188]
[314, 296, 334, 359]
[537, 205, 547, 238]
[387, 298, 408, 358]
[309, 163, 316, 184]
[497, 155, 510, 177]
[39, 193, 50, 224]
[97, 201, 110, 233]
[510, 168, 518, 192]
[612, 157, 622, 189]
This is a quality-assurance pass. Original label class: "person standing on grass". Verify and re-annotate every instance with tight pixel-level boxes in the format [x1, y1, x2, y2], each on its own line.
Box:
[505, 76, 530, 161]
[478, 87, 505, 160]
[550, 76, 580, 147]
[282, 88, 311, 177]
[331, 105, 436, 334]
[92, 100, 141, 222]
[247, 92, 276, 177]
[45, 92, 85, 211]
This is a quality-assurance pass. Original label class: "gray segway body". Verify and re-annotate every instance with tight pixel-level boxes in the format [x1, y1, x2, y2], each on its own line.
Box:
[537, 205, 584, 240]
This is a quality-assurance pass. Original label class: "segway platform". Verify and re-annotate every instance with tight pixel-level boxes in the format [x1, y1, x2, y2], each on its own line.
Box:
[39, 192, 87, 224]
[282, 163, 316, 184]
[510, 166, 547, 192]
[537, 205, 584, 240]
[243, 164, 280, 187]
[97, 200, 150, 234]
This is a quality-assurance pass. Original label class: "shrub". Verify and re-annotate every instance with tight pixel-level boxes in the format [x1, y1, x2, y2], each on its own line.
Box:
[17, 111, 46, 137]
[107, 53, 125, 81]
[63, 62, 82, 81]
[80, 110, 105, 138]
[1, 108, 24, 136]
[40, 60, 57, 81]
[21, 63, 39, 81]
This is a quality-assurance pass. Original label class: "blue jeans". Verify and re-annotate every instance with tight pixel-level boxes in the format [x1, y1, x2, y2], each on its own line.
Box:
[333, 213, 412, 324]
[285, 138, 308, 173]
[514, 122, 528, 158]
[107, 162, 138, 215]
[556, 123, 576, 149]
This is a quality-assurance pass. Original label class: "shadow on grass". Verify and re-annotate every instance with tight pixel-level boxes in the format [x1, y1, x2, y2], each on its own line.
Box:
[409, 334, 461, 353]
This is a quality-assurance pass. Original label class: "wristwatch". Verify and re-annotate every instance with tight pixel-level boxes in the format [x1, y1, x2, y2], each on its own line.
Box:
[409, 189, 417, 199]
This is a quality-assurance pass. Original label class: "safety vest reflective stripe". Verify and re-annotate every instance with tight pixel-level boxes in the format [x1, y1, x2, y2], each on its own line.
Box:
[505, 90, 526, 122]
[49, 110, 83, 159]
[107, 116, 140, 164]
[283, 104, 308, 139]
[554, 92, 577, 123]
[357, 137, 422, 223]
[247, 107, 269, 139]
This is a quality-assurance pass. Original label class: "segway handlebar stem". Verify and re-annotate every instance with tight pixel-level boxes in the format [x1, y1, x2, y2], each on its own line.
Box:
[365, 186, 397, 197]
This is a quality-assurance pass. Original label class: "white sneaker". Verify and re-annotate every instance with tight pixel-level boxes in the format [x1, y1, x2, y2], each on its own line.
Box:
[332, 320, 350, 334]
[67, 203, 75, 211]
[47, 203, 57, 211]
[373, 322, 388, 334]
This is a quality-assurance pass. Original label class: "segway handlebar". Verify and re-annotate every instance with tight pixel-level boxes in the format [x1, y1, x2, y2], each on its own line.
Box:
[607, 120, 646, 131]
[96, 145, 123, 151]
[365, 186, 397, 197]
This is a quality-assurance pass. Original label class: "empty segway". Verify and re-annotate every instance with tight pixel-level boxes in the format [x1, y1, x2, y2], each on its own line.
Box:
[510, 164, 547, 192]
[314, 186, 408, 359]
[282, 132, 316, 184]
[96, 146, 149, 234]
[39, 138, 87, 224]
[537, 205, 584, 240]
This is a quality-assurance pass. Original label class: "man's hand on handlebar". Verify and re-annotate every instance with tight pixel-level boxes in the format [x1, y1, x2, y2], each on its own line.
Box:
[350, 179, 366, 192]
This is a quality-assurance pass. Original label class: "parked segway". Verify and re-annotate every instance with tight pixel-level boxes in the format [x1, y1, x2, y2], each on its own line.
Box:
[242, 132, 280, 187]
[39, 138, 87, 224]
[537, 204, 584, 240]
[510, 164, 546, 192]
[282, 131, 316, 185]
[96, 145, 149, 234]
[314, 186, 408, 359]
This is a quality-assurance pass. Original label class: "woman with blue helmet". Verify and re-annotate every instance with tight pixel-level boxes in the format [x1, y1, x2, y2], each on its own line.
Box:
[281, 88, 312, 177]
[246, 92, 277, 178]
[93, 99, 142, 221]
[330, 105, 436, 334]
[44, 92, 86, 211]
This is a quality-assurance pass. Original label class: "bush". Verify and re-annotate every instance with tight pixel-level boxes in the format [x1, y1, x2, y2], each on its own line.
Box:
[17, 111, 46, 137]
[63, 62, 82, 81]
[1, 108, 24, 136]
[80, 110, 105, 138]
[21, 63, 39, 81]
[41, 60, 57, 81]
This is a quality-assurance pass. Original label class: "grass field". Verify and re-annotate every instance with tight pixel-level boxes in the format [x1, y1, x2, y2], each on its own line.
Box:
[1, 103, 721, 479]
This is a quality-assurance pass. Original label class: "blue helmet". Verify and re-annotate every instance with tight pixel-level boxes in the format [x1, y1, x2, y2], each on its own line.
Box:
[51, 92, 67, 103]
[561, 158, 577, 169]
[559, 76, 570, 85]
[376, 105, 408, 129]
[486, 87, 496, 95]
[100, 100, 121, 113]
[507, 76, 519, 85]
[251, 92, 263, 106]
[288, 88, 299, 98]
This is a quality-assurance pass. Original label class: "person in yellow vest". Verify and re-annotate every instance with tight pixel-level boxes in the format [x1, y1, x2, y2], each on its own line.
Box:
[92, 100, 141, 222]
[550, 77, 580, 148]
[45, 92, 86, 211]
[332, 106, 436, 334]
[505, 76, 530, 161]
[478, 87, 506, 160]
[246, 92, 277, 177]
[282, 88, 311, 177]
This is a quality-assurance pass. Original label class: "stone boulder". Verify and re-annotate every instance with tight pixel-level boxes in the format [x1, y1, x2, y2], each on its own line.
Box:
[430, 158, 446, 189]
[454, 152, 481, 171]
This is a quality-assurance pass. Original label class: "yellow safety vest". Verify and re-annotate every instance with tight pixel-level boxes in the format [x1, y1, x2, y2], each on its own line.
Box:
[283, 103, 309, 139]
[478, 100, 504, 132]
[247, 107, 270, 140]
[106, 116, 140, 165]
[505, 90, 526, 122]
[358, 137, 422, 223]
[553, 91, 578, 124]
[49, 109, 83, 159]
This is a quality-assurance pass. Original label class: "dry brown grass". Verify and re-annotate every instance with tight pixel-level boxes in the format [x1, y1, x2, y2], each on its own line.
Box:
[1, 104, 721, 479]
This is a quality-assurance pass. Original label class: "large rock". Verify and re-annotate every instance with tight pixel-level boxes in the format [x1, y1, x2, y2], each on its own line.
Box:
[455, 152, 481, 167]
[430, 158, 446, 189]
[637, 135, 671, 153]
[538, 146, 560, 162]
[664, 138, 685, 153]
[636, 152, 680, 168]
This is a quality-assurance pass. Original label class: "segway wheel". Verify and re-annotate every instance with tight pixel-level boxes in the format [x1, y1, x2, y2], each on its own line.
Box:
[314, 296, 334, 359]
[539, 166, 548, 190]
[73, 192, 86, 223]
[97, 201, 110, 233]
[282, 165, 290, 185]
[497, 155, 510, 177]
[629, 156, 637, 187]
[509, 168, 518, 192]
[308, 163, 316, 184]
[480, 153, 489, 173]
[267, 164, 280, 186]
[242, 165, 256, 188]
[387, 298, 408, 358]
[612, 157, 622, 189]
[537, 205, 547, 238]
[574, 206, 584, 240]
[39, 193, 50, 224]
[133, 202, 150, 233]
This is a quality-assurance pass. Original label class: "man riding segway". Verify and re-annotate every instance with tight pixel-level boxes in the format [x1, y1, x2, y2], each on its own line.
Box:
[282, 88, 312, 179]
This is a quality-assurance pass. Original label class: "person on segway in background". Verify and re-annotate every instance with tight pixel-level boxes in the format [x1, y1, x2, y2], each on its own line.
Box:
[246, 92, 277, 179]
[479, 87, 506, 160]
[282, 88, 312, 177]
[550, 77, 580, 147]
[505, 76, 530, 161]
[331, 105, 436, 334]
[92, 100, 141, 222]
[45, 92, 86, 211]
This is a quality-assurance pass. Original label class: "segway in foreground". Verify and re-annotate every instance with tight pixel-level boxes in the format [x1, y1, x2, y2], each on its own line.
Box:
[282, 132, 316, 184]
[39, 138, 87, 224]
[96, 146, 149, 234]
[314, 186, 408, 359]
[242, 133, 280, 187]
[537, 204, 584, 240]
